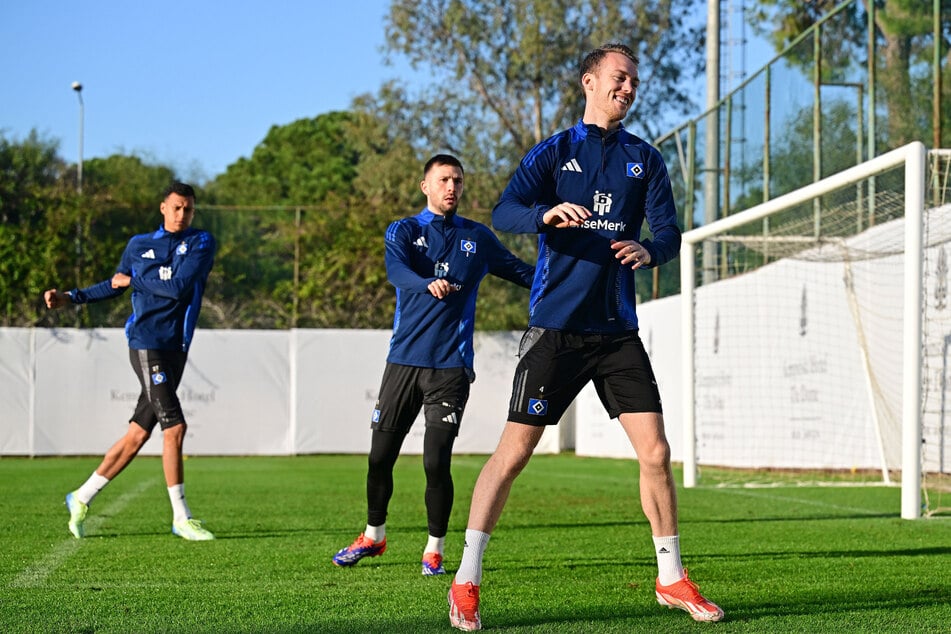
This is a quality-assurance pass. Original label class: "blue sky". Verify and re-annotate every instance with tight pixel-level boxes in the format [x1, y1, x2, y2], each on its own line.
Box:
[0, 0, 421, 182]
[2, 1, 766, 185]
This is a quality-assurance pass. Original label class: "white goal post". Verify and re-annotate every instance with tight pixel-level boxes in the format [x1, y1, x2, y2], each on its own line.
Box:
[679, 141, 928, 519]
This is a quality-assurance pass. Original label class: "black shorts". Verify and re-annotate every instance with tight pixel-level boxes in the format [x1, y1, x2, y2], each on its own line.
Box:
[128, 348, 188, 432]
[371, 363, 472, 436]
[507, 327, 662, 426]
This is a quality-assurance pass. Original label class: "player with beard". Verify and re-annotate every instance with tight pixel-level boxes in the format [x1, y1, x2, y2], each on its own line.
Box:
[332, 154, 534, 576]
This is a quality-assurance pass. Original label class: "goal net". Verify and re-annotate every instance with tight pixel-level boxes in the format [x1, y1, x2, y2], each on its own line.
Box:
[680, 142, 951, 518]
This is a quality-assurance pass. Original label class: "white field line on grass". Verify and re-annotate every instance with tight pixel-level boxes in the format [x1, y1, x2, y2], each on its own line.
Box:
[709, 486, 884, 517]
[11, 478, 154, 588]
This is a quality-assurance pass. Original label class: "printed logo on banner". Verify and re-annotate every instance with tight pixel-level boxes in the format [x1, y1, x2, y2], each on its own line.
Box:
[713, 310, 720, 355]
[936, 246, 948, 310]
[800, 285, 808, 337]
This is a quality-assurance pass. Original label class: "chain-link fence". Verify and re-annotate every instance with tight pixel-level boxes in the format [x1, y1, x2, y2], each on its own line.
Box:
[654, 0, 948, 294]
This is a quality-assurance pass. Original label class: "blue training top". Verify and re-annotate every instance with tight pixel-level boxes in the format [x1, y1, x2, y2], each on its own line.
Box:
[493, 119, 681, 333]
[69, 225, 216, 352]
[384, 208, 534, 369]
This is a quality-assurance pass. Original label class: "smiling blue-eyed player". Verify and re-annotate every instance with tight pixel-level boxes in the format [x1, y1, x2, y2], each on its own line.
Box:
[447, 44, 723, 630]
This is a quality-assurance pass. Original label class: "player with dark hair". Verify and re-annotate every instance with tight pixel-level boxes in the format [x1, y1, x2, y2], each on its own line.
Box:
[332, 154, 534, 575]
[44, 181, 217, 541]
[446, 44, 724, 630]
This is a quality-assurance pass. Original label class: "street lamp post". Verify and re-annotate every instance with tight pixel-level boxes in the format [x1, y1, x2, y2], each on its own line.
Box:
[71, 81, 83, 193]
[70, 81, 84, 327]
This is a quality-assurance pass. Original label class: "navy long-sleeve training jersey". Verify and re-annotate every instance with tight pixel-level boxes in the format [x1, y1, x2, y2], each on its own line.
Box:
[384, 209, 534, 369]
[493, 120, 681, 333]
[69, 225, 216, 352]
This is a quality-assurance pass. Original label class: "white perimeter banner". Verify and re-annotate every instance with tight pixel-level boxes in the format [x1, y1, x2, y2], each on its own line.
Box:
[1, 327, 559, 457]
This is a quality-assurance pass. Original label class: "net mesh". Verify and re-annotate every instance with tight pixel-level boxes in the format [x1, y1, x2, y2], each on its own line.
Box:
[691, 152, 951, 516]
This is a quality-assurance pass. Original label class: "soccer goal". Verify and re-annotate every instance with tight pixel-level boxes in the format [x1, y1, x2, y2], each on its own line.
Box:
[680, 141, 951, 519]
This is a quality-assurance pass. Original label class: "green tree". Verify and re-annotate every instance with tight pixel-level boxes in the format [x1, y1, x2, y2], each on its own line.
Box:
[0, 130, 67, 223]
[0, 142, 205, 329]
[82, 154, 178, 207]
[291, 110, 424, 328]
[384, 0, 705, 158]
[0, 131, 78, 326]
[208, 112, 365, 206]
[199, 110, 422, 329]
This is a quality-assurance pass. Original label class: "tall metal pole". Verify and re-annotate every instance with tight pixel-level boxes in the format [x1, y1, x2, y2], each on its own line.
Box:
[935, 0, 942, 150]
[71, 81, 84, 327]
[71, 81, 84, 193]
[703, 0, 720, 284]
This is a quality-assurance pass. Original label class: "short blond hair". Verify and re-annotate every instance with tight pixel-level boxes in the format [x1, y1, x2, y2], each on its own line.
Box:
[579, 43, 639, 86]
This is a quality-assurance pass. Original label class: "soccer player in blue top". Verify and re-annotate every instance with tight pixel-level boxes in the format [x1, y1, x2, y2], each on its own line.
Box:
[44, 182, 217, 542]
[447, 45, 724, 630]
[333, 154, 534, 575]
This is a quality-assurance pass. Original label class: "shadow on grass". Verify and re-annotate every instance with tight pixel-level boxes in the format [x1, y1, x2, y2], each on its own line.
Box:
[696, 545, 951, 562]
[499, 511, 903, 531]
[721, 588, 949, 621]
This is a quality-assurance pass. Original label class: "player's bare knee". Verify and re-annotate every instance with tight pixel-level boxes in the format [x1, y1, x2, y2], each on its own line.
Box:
[638, 441, 671, 471]
[125, 423, 151, 448]
[162, 421, 187, 444]
[489, 447, 532, 480]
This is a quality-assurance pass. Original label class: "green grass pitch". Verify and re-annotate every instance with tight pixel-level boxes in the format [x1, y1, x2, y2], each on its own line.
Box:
[2, 454, 949, 633]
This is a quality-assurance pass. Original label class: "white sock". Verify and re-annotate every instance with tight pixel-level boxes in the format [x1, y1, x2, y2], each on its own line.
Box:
[455, 529, 491, 585]
[76, 472, 110, 505]
[167, 484, 192, 523]
[365, 524, 385, 542]
[653, 535, 686, 586]
[425, 535, 445, 555]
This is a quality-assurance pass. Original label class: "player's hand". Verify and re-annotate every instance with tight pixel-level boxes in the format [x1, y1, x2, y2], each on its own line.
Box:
[427, 278, 455, 299]
[611, 239, 651, 270]
[542, 203, 591, 228]
[43, 289, 68, 309]
[111, 273, 131, 289]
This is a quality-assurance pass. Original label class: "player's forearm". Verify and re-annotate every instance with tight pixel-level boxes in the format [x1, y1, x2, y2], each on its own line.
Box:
[384, 245, 435, 293]
[70, 279, 126, 304]
[492, 197, 549, 235]
[491, 254, 535, 289]
[386, 267, 436, 293]
[640, 224, 681, 268]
